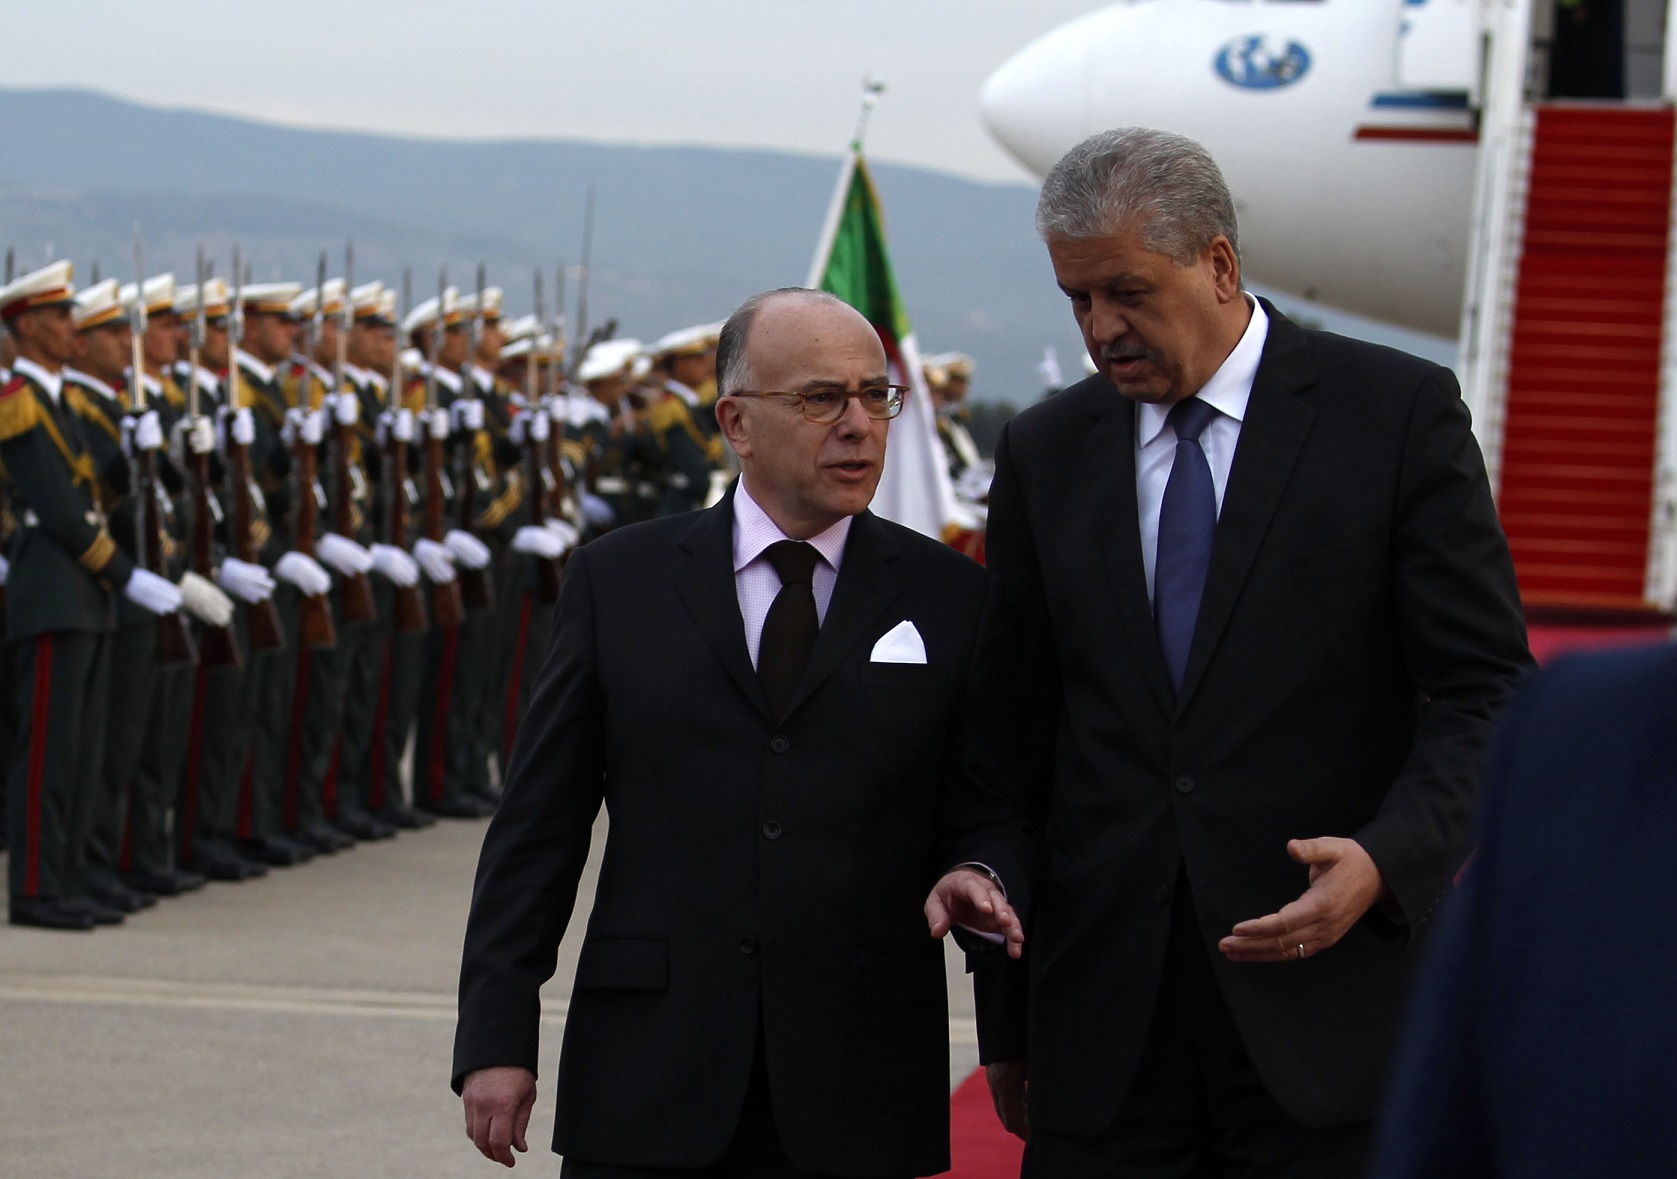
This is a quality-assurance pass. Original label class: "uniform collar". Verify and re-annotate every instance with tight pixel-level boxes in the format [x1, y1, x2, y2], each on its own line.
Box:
[235, 348, 276, 384]
[14, 356, 64, 402]
[62, 366, 120, 402]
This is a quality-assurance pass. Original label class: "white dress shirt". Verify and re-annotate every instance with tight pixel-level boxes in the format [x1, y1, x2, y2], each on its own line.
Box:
[733, 478, 851, 669]
[12, 356, 64, 404]
[1136, 295, 1269, 603]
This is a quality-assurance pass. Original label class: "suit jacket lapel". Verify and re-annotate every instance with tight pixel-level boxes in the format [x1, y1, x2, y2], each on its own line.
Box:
[673, 489, 770, 720]
[1177, 305, 1317, 712]
[781, 510, 903, 721]
[1081, 384, 1174, 714]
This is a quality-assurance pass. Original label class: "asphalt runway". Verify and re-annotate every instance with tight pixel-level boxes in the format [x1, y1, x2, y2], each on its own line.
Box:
[0, 814, 981, 1178]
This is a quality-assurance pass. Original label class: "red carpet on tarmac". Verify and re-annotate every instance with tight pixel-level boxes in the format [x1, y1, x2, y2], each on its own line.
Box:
[948, 1069, 1023, 1179]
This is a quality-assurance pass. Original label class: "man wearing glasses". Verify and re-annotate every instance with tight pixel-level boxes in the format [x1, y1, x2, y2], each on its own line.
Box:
[453, 287, 1024, 1178]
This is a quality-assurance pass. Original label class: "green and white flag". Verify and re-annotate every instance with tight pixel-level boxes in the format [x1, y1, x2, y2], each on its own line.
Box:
[806, 149, 966, 541]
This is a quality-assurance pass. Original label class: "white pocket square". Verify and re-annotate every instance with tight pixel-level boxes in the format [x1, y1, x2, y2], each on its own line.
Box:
[870, 620, 927, 664]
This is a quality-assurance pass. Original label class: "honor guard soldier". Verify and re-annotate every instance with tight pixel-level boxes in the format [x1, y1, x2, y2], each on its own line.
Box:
[648, 325, 722, 516]
[1, 261, 186, 930]
[570, 338, 662, 530]
[281, 279, 386, 847]
[922, 352, 982, 483]
[340, 283, 432, 831]
[401, 289, 496, 819]
[171, 281, 229, 415]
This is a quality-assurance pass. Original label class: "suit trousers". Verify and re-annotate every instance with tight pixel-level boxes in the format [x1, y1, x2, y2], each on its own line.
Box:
[1023, 876, 1370, 1179]
[6, 629, 109, 900]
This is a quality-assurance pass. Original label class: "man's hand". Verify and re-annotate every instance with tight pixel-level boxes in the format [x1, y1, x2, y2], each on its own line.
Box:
[1218, 837, 1389, 964]
[924, 867, 1024, 959]
[462, 1066, 536, 1168]
[986, 1059, 1029, 1141]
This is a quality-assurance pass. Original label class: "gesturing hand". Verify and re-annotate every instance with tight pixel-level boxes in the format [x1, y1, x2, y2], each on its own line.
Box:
[462, 1066, 536, 1167]
[924, 867, 1024, 959]
[1218, 837, 1388, 964]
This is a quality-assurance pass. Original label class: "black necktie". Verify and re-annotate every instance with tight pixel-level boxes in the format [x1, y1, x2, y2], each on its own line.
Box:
[758, 540, 821, 720]
[1154, 397, 1219, 692]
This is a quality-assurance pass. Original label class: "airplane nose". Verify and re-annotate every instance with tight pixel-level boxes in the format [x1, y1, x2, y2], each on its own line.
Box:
[980, 10, 1103, 176]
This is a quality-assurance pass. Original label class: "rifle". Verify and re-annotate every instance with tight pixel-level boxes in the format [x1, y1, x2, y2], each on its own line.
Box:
[422, 269, 465, 627]
[453, 262, 493, 612]
[291, 251, 337, 650]
[385, 275, 427, 634]
[226, 246, 286, 653]
[188, 246, 240, 669]
[330, 241, 376, 625]
[525, 271, 562, 603]
[130, 232, 197, 667]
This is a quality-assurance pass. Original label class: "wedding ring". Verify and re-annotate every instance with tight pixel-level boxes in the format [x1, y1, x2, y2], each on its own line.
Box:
[1296, 943, 1305, 960]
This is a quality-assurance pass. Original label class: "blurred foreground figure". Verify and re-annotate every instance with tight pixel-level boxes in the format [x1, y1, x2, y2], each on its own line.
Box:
[1372, 642, 1677, 1178]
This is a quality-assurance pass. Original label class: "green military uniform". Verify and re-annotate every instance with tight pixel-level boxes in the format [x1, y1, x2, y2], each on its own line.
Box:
[648, 381, 713, 516]
[1, 352, 131, 924]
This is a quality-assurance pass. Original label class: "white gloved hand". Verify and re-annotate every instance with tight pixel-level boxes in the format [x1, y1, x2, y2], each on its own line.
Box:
[510, 411, 548, 445]
[412, 537, 457, 583]
[579, 491, 615, 530]
[0, 553, 10, 586]
[178, 570, 235, 628]
[316, 532, 375, 576]
[546, 397, 567, 424]
[332, 392, 359, 426]
[283, 407, 326, 448]
[453, 398, 485, 432]
[369, 542, 420, 588]
[188, 416, 215, 455]
[527, 410, 550, 442]
[511, 524, 564, 559]
[429, 407, 451, 440]
[124, 567, 184, 615]
[544, 518, 581, 551]
[216, 556, 276, 604]
[444, 528, 492, 570]
[274, 550, 333, 597]
[123, 409, 165, 456]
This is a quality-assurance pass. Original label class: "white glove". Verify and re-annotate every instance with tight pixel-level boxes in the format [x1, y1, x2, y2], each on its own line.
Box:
[376, 408, 416, 448]
[546, 397, 567, 423]
[0, 553, 10, 586]
[544, 519, 581, 551]
[216, 556, 276, 604]
[124, 567, 184, 615]
[428, 407, 451, 440]
[444, 528, 491, 570]
[178, 570, 234, 629]
[579, 491, 615, 530]
[123, 409, 165, 456]
[331, 392, 359, 426]
[228, 406, 256, 447]
[316, 532, 375, 576]
[412, 537, 457, 583]
[188, 416, 215, 455]
[453, 398, 485, 432]
[283, 407, 326, 448]
[510, 524, 564, 559]
[370, 542, 420, 588]
[274, 550, 333, 596]
[510, 411, 549, 445]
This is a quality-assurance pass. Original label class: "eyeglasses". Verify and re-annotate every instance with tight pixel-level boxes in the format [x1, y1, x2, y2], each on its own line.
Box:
[726, 384, 907, 424]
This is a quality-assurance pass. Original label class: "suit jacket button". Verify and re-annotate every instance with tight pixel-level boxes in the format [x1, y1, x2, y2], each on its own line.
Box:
[1174, 775, 1195, 795]
[1154, 883, 1171, 903]
[762, 821, 782, 840]
[769, 736, 790, 754]
[738, 936, 757, 955]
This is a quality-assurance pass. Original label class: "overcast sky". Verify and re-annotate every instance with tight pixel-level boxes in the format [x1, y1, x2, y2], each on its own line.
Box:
[5, 0, 1104, 185]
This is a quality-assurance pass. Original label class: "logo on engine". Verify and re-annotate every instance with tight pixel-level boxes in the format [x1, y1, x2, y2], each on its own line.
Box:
[1215, 34, 1311, 91]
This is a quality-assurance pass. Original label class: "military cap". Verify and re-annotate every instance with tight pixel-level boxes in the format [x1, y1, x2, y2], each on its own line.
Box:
[176, 278, 231, 320]
[120, 274, 179, 320]
[0, 260, 75, 321]
[458, 287, 503, 322]
[242, 282, 303, 317]
[73, 279, 128, 330]
[349, 281, 388, 323]
[576, 338, 642, 384]
[402, 288, 462, 334]
[651, 323, 718, 359]
[291, 278, 346, 319]
[501, 332, 557, 362]
[501, 313, 541, 345]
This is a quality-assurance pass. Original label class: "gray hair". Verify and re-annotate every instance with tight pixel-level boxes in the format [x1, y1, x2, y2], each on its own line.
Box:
[1035, 127, 1240, 265]
[715, 287, 850, 396]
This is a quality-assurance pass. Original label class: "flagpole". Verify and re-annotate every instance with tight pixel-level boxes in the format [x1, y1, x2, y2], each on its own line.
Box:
[805, 75, 885, 289]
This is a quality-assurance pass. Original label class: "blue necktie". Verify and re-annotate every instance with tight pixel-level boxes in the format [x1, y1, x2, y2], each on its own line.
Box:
[1154, 397, 1219, 692]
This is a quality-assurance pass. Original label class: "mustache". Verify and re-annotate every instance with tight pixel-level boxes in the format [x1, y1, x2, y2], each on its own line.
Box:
[1101, 341, 1160, 364]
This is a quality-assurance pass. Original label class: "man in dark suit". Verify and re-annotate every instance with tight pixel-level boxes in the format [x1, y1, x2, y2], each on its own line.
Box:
[1371, 642, 1677, 1176]
[937, 128, 1532, 1174]
[453, 287, 1022, 1177]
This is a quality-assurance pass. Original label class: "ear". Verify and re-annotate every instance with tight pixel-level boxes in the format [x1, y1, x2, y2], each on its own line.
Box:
[1208, 235, 1241, 303]
[715, 396, 753, 459]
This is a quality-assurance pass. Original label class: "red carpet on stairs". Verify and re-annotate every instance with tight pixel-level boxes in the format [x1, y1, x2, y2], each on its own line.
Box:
[947, 1068, 1024, 1178]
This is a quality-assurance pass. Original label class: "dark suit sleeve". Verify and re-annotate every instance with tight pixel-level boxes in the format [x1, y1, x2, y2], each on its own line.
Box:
[452, 544, 608, 1092]
[1354, 368, 1532, 932]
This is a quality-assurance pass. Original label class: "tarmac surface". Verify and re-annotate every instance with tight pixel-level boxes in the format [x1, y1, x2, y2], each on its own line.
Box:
[0, 814, 981, 1178]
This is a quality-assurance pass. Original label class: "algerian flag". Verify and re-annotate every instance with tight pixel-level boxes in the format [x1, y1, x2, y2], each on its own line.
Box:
[806, 149, 969, 541]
